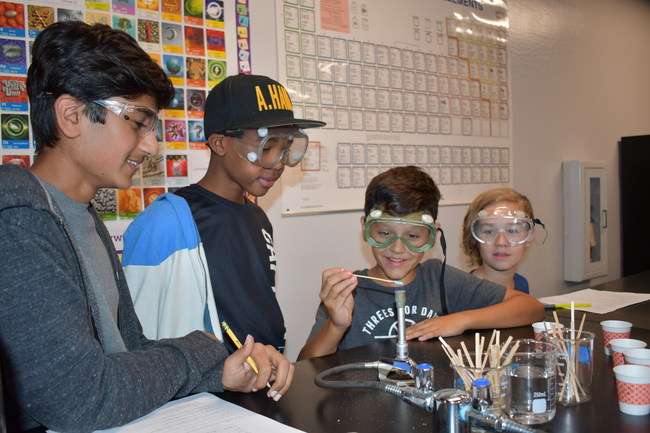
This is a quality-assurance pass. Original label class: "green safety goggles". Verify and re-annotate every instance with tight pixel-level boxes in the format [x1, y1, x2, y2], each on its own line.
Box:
[363, 208, 437, 253]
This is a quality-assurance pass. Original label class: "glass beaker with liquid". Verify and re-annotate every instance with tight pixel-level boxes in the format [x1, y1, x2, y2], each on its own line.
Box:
[507, 339, 558, 425]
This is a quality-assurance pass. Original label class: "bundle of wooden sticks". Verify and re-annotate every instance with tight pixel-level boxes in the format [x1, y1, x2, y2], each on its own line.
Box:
[438, 330, 520, 393]
[544, 309, 587, 404]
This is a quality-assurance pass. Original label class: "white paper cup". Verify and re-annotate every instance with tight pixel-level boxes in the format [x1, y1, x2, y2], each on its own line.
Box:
[613, 364, 650, 415]
[532, 322, 564, 341]
[610, 339, 647, 367]
[600, 320, 633, 355]
[624, 348, 650, 367]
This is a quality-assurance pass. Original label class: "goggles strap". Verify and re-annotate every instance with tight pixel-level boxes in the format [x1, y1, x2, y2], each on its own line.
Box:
[533, 218, 549, 245]
[437, 227, 449, 316]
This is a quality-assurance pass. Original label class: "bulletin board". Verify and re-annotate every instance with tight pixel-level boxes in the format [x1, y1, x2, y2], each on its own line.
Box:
[276, 0, 512, 215]
[0, 0, 250, 249]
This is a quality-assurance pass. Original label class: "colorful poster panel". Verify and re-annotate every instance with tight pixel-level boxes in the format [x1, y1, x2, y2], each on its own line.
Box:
[166, 154, 188, 185]
[94, 188, 117, 221]
[188, 120, 205, 149]
[118, 188, 143, 219]
[164, 119, 187, 149]
[0, 2, 26, 37]
[142, 154, 165, 186]
[2, 153, 29, 168]
[0, 38, 26, 74]
[143, 187, 165, 207]
[0, 75, 27, 111]
[205, 0, 224, 29]
[1, 113, 28, 148]
[27, 5, 54, 38]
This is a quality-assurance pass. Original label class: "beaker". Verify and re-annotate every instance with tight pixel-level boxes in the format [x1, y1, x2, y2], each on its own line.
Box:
[543, 329, 595, 406]
[506, 339, 557, 425]
[452, 361, 510, 412]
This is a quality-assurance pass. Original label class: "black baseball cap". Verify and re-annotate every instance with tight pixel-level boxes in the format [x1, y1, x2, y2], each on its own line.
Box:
[204, 73, 325, 136]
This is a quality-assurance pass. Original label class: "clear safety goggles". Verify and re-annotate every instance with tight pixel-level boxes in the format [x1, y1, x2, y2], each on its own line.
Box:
[232, 127, 309, 169]
[93, 99, 158, 137]
[364, 208, 437, 253]
[471, 208, 534, 246]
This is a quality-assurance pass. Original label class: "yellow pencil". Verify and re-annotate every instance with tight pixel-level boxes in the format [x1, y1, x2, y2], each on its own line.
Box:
[221, 321, 259, 374]
[544, 303, 592, 310]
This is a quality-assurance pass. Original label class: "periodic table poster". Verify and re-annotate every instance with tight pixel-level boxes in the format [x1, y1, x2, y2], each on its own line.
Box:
[0, 0, 250, 249]
[277, 0, 512, 214]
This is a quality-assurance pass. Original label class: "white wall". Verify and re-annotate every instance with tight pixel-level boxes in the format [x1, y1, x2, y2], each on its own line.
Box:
[251, 0, 650, 361]
[509, 0, 650, 296]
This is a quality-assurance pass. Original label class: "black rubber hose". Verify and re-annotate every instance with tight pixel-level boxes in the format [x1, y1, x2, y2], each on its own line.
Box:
[314, 361, 387, 390]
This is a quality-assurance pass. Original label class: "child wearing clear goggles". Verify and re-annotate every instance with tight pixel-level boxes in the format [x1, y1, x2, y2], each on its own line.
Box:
[462, 188, 545, 294]
[298, 167, 545, 360]
[227, 126, 309, 169]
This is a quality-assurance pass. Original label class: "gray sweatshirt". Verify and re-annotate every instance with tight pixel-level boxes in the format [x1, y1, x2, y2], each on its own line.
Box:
[0, 165, 228, 433]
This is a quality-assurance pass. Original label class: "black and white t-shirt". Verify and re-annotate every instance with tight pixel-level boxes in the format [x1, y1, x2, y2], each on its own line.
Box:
[306, 259, 506, 351]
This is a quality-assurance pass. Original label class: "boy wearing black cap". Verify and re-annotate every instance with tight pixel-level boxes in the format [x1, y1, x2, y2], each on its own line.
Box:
[122, 74, 324, 356]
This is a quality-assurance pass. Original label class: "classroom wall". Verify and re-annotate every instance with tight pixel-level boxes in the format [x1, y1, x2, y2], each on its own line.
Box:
[250, 0, 650, 361]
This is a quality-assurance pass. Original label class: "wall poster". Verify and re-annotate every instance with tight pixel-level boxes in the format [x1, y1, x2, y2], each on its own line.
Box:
[277, 0, 512, 214]
[0, 0, 249, 251]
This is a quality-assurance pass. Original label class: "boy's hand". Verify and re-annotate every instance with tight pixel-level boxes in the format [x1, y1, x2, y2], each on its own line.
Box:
[405, 314, 469, 341]
[320, 268, 357, 330]
[221, 335, 294, 401]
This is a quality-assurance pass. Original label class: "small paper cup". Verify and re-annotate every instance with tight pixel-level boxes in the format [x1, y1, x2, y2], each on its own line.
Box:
[600, 320, 633, 356]
[613, 364, 650, 415]
[624, 348, 650, 367]
[532, 321, 564, 341]
[610, 339, 647, 367]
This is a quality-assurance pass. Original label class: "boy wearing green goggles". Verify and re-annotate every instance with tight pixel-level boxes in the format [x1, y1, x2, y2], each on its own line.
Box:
[299, 166, 545, 360]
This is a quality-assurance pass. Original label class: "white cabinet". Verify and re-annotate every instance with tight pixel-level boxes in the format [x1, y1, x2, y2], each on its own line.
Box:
[562, 161, 608, 282]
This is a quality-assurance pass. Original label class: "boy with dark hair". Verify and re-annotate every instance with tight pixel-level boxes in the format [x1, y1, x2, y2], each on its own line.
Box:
[298, 166, 544, 360]
[122, 74, 325, 354]
[0, 22, 292, 433]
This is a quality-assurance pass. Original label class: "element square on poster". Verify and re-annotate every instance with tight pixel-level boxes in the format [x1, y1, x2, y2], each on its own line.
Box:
[118, 188, 143, 219]
[93, 188, 117, 221]
[0, 38, 26, 74]
[143, 187, 165, 208]
[1, 113, 28, 148]
[28, 5, 54, 37]
[0, 2, 26, 38]
[164, 119, 187, 148]
[1, 153, 28, 168]
[0, 75, 27, 111]
[112, 15, 135, 38]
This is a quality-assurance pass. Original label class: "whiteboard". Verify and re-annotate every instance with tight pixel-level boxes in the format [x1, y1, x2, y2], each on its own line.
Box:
[276, 0, 512, 214]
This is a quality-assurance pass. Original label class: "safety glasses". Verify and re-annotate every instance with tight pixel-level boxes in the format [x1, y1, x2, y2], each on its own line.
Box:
[93, 99, 158, 137]
[471, 209, 534, 246]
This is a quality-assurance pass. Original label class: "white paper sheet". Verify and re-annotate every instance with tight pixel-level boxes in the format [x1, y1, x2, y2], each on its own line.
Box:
[538, 289, 650, 314]
[49, 393, 304, 433]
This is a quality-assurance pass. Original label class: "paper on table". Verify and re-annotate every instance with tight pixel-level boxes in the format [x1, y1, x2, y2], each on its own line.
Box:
[48, 393, 305, 433]
[538, 288, 650, 315]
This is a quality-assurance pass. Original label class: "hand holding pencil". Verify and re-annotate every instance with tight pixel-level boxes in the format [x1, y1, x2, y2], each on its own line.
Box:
[220, 321, 295, 401]
[222, 321, 259, 373]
